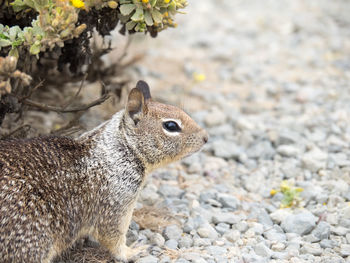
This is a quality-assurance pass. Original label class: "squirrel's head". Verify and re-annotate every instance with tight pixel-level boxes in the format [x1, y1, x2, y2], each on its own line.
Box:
[123, 80, 208, 172]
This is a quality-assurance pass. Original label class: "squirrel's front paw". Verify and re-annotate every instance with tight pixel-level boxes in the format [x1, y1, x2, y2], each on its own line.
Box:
[115, 244, 149, 263]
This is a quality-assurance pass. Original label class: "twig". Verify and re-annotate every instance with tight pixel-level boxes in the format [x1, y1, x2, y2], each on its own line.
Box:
[117, 36, 132, 63]
[22, 93, 110, 113]
[1, 124, 31, 140]
[62, 74, 87, 109]
[18, 80, 45, 102]
[51, 111, 84, 136]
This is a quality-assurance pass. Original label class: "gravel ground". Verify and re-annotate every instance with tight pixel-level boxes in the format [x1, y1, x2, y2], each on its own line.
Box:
[113, 0, 350, 262]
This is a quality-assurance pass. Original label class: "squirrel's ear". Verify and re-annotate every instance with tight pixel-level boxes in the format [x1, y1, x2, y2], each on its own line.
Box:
[126, 87, 147, 125]
[136, 80, 152, 101]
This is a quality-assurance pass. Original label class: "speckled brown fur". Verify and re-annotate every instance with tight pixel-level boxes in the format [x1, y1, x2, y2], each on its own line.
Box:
[0, 80, 208, 263]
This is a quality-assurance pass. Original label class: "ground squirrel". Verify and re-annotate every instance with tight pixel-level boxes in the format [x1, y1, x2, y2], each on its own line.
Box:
[0, 80, 208, 263]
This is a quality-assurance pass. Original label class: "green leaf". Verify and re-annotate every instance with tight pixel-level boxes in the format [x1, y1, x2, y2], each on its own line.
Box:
[126, 21, 137, 30]
[131, 7, 144, 22]
[29, 43, 40, 55]
[120, 4, 136, 15]
[151, 9, 163, 24]
[0, 39, 11, 48]
[150, 0, 157, 7]
[144, 11, 153, 26]
[9, 26, 21, 41]
[9, 48, 19, 58]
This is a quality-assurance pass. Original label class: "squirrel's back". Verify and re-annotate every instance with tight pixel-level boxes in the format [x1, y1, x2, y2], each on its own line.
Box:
[0, 137, 93, 262]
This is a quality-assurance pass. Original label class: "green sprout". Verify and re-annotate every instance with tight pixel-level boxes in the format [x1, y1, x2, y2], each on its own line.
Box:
[270, 180, 304, 208]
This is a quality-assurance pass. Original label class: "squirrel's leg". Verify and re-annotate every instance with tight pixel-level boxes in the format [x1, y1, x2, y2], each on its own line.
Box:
[95, 201, 147, 262]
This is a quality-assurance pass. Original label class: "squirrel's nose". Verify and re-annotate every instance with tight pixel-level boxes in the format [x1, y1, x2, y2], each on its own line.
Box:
[202, 132, 209, 144]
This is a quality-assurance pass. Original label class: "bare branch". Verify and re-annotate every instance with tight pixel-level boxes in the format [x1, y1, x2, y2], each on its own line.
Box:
[22, 93, 110, 113]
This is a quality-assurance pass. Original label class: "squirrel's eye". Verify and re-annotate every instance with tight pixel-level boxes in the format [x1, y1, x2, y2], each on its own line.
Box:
[163, 121, 181, 132]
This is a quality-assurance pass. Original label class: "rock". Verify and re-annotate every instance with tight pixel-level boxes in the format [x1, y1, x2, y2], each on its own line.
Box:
[277, 145, 301, 157]
[302, 148, 327, 172]
[242, 253, 267, 263]
[178, 235, 193, 248]
[320, 239, 336, 249]
[235, 117, 255, 130]
[247, 140, 276, 160]
[236, 221, 249, 232]
[270, 209, 292, 224]
[281, 211, 317, 235]
[204, 107, 227, 127]
[182, 253, 207, 263]
[205, 246, 227, 256]
[331, 226, 349, 236]
[311, 221, 331, 240]
[140, 187, 159, 206]
[339, 244, 350, 257]
[150, 233, 165, 247]
[193, 237, 211, 247]
[215, 223, 230, 235]
[212, 140, 242, 159]
[271, 251, 289, 260]
[301, 243, 323, 256]
[251, 223, 264, 235]
[183, 218, 195, 233]
[254, 208, 274, 227]
[216, 193, 240, 209]
[212, 212, 239, 225]
[263, 229, 287, 242]
[271, 242, 285, 252]
[346, 233, 350, 243]
[276, 130, 301, 145]
[197, 224, 219, 239]
[164, 239, 178, 250]
[223, 229, 241, 243]
[254, 242, 273, 258]
[175, 259, 190, 263]
[136, 256, 159, 263]
[163, 225, 182, 241]
[158, 184, 184, 198]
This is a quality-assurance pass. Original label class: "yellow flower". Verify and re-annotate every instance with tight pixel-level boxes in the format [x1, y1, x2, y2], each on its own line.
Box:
[108, 0, 118, 9]
[280, 180, 290, 192]
[142, 0, 149, 3]
[164, 0, 170, 3]
[71, 0, 85, 8]
[270, 189, 277, 196]
[295, 187, 304, 192]
[193, 72, 206, 83]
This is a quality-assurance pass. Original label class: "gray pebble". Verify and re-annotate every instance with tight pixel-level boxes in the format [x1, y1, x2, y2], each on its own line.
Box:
[247, 140, 276, 160]
[150, 233, 165, 247]
[193, 237, 211, 247]
[320, 239, 336, 249]
[164, 239, 178, 250]
[301, 243, 323, 256]
[339, 244, 350, 257]
[197, 224, 218, 239]
[178, 235, 193, 248]
[205, 245, 227, 256]
[281, 211, 317, 235]
[136, 255, 159, 263]
[212, 212, 239, 225]
[331, 226, 349, 236]
[254, 242, 272, 258]
[311, 221, 331, 240]
[158, 184, 184, 198]
[163, 225, 182, 241]
[215, 223, 230, 235]
[216, 193, 240, 210]
[223, 229, 240, 243]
